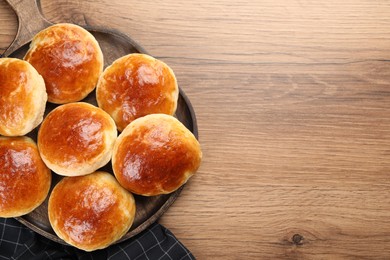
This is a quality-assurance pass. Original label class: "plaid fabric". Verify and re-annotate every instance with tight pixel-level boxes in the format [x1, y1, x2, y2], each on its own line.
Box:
[0, 218, 195, 260]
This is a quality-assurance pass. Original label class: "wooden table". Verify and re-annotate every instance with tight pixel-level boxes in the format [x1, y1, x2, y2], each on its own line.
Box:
[1, 0, 390, 258]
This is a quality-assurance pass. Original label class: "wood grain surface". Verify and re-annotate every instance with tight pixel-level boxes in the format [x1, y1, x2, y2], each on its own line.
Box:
[1, 0, 390, 258]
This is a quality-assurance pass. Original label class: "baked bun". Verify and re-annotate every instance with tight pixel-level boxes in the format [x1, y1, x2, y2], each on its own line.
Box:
[48, 171, 135, 251]
[0, 137, 51, 217]
[0, 58, 47, 136]
[24, 23, 103, 104]
[96, 53, 178, 131]
[38, 102, 117, 176]
[112, 114, 202, 196]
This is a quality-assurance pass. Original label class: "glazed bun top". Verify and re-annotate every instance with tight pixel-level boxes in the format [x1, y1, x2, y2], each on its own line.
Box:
[38, 102, 117, 176]
[24, 23, 103, 104]
[0, 58, 47, 136]
[0, 137, 51, 218]
[96, 53, 178, 131]
[112, 114, 202, 196]
[48, 171, 135, 251]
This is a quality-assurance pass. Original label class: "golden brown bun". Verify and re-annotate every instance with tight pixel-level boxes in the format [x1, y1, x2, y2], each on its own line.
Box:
[0, 58, 47, 136]
[24, 23, 103, 104]
[0, 137, 51, 217]
[48, 171, 135, 251]
[38, 102, 117, 176]
[112, 114, 202, 196]
[96, 53, 178, 131]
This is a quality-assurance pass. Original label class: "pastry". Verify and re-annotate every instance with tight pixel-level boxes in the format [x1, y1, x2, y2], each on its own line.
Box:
[112, 114, 202, 196]
[0, 58, 47, 136]
[38, 102, 117, 176]
[24, 23, 103, 104]
[96, 53, 178, 131]
[0, 137, 51, 217]
[48, 171, 135, 251]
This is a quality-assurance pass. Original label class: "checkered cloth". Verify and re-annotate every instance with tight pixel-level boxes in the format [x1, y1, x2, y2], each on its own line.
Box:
[0, 218, 194, 260]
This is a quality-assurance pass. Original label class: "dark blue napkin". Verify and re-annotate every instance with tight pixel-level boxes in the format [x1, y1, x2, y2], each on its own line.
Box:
[0, 218, 194, 260]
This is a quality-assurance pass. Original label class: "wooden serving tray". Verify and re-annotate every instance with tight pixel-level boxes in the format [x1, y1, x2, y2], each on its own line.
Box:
[4, 0, 198, 245]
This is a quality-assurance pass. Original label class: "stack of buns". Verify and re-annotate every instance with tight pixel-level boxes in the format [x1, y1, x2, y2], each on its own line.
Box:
[0, 23, 202, 251]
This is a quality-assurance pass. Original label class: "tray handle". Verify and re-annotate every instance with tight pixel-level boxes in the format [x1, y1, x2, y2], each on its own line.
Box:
[3, 0, 52, 57]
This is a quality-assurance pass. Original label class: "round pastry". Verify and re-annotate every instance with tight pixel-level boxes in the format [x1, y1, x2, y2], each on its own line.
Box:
[24, 23, 103, 104]
[112, 114, 202, 196]
[0, 58, 47, 136]
[38, 102, 117, 176]
[96, 53, 178, 131]
[48, 171, 135, 251]
[0, 137, 51, 218]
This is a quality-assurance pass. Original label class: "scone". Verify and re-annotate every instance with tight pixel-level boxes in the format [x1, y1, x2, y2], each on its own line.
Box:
[0, 137, 51, 217]
[112, 114, 202, 196]
[0, 58, 47, 136]
[38, 102, 117, 176]
[24, 23, 103, 104]
[48, 171, 135, 251]
[96, 53, 178, 131]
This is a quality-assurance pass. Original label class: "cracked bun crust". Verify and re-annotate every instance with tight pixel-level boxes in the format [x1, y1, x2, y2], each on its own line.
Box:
[96, 53, 178, 131]
[0, 137, 51, 217]
[48, 171, 135, 251]
[24, 23, 103, 104]
[0, 58, 47, 136]
[112, 114, 202, 196]
[38, 102, 117, 176]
